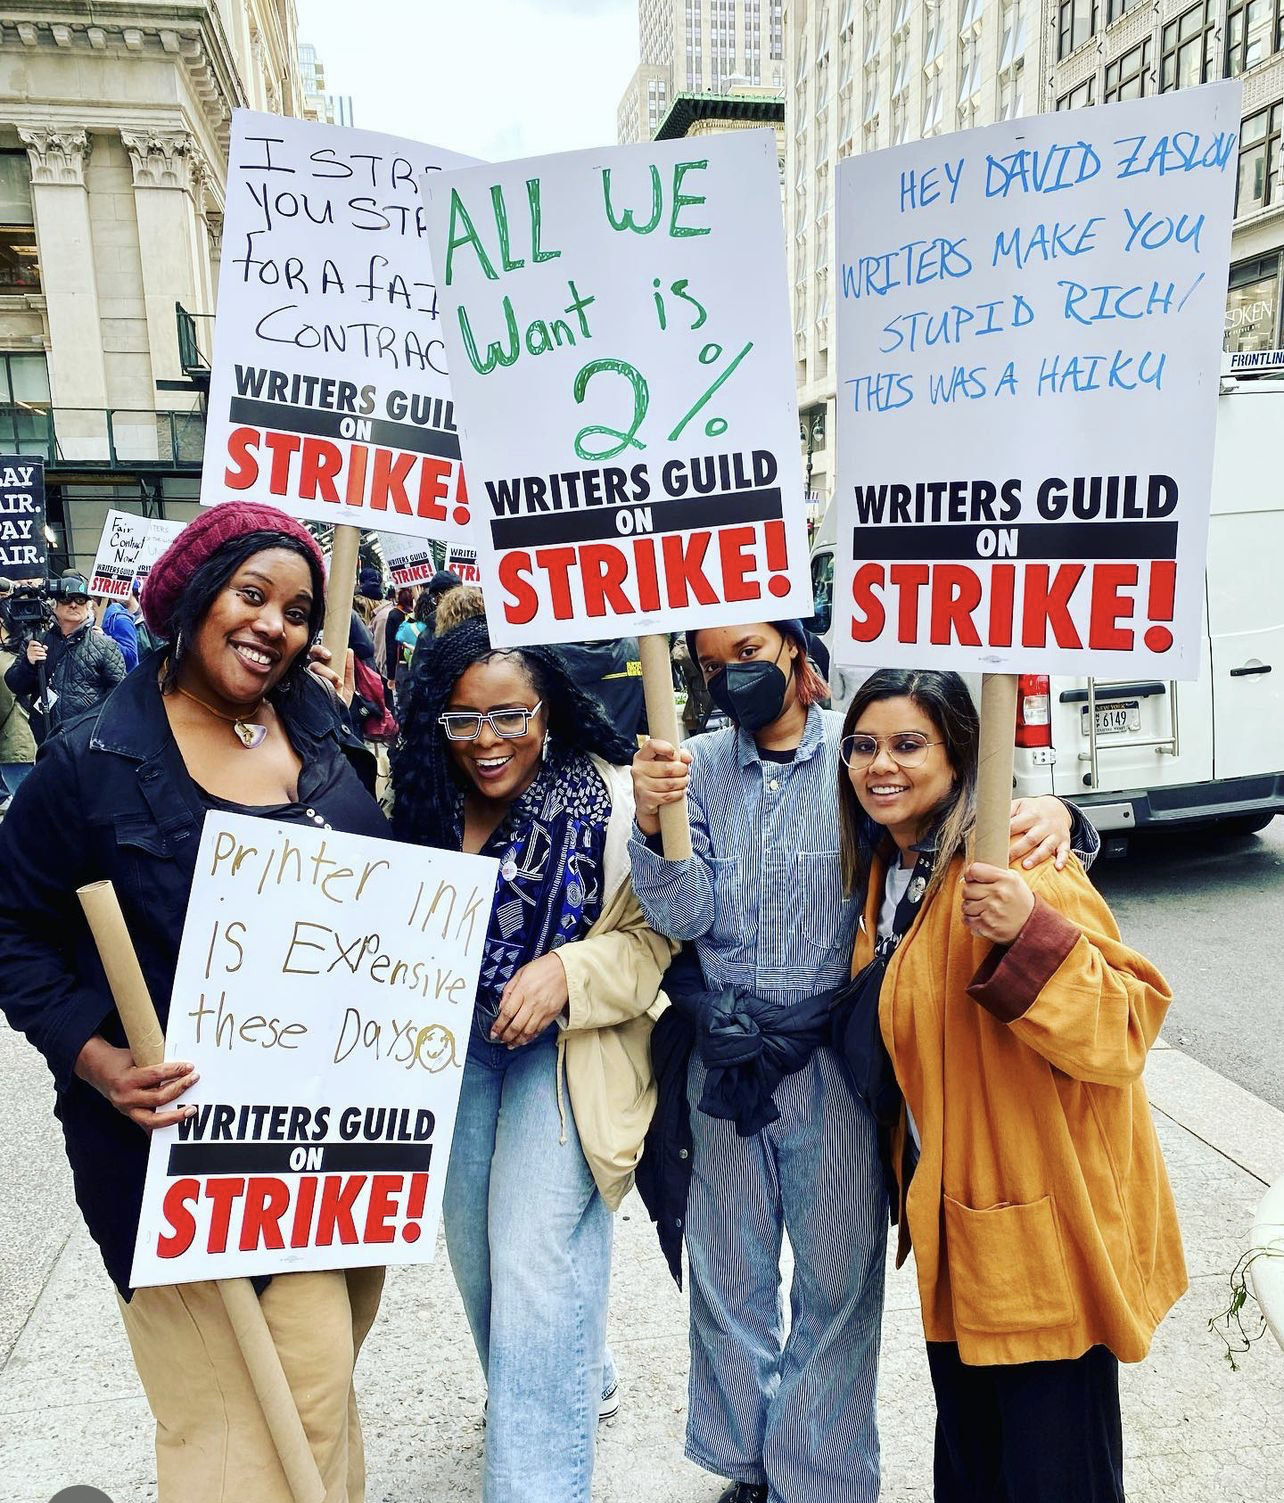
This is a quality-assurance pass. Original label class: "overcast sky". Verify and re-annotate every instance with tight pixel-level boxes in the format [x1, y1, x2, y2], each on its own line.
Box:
[297, 0, 638, 161]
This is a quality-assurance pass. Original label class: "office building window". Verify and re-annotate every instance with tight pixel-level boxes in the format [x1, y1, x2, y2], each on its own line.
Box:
[1058, 0, 1098, 61]
[1225, 0, 1282, 77]
[1225, 254, 1281, 350]
[1237, 101, 1282, 216]
[1106, 0, 1144, 21]
[0, 352, 52, 454]
[959, 33, 982, 102]
[1057, 78, 1095, 110]
[863, 0, 880, 64]
[998, 59, 1026, 119]
[924, 0, 945, 65]
[1161, 1, 1215, 91]
[0, 153, 40, 292]
[1104, 39, 1149, 101]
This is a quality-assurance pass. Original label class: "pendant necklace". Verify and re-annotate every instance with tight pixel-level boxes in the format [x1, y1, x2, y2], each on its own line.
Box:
[176, 683, 269, 749]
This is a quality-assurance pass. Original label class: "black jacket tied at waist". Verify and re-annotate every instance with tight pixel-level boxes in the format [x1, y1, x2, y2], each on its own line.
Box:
[696, 976, 834, 1138]
[635, 946, 835, 1285]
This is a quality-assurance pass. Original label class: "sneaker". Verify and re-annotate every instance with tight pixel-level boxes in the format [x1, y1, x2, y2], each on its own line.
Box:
[598, 1378, 620, 1422]
[715, 1486, 767, 1503]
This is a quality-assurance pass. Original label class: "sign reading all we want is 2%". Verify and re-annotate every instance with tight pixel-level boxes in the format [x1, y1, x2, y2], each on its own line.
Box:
[423, 129, 812, 647]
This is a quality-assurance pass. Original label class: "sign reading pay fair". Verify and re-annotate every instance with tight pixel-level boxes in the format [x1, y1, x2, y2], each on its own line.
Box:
[424, 129, 812, 646]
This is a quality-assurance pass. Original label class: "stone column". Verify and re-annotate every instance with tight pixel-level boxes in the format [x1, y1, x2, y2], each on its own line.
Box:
[120, 129, 205, 388]
[19, 128, 110, 459]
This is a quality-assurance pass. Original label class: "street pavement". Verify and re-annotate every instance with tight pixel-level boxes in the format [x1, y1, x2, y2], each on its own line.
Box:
[3, 826, 1284, 1501]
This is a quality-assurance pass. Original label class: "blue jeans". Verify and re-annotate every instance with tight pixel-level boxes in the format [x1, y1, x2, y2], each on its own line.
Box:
[685, 1046, 887, 1503]
[443, 1024, 612, 1503]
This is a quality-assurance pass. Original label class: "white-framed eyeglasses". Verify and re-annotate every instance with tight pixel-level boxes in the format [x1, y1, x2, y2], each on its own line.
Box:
[437, 702, 544, 742]
[840, 731, 943, 769]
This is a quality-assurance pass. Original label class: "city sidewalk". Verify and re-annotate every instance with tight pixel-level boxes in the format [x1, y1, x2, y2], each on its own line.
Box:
[2, 1033, 1282, 1503]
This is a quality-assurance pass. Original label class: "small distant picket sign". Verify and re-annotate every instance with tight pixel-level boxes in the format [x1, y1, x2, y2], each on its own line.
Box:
[131, 812, 498, 1286]
[423, 128, 812, 647]
[832, 82, 1241, 680]
[0, 455, 46, 578]
[445, 544, 480, 583]
[377, 530, 436, 587]
[201, 111, 479, 543]
[89, 510, 183, 601]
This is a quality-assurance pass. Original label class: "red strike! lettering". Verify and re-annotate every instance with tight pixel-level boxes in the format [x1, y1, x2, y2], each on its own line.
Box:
[497, 524, 777, 624]
[851, 560, 1159, 653]
[224, 426, 469, 525]
[156, 1173, 417, 1259]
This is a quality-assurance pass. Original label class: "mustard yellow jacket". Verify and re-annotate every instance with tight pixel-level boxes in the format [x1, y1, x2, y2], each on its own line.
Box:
[856, 852, 1187, 1366]
[555, 759, 676, 1210]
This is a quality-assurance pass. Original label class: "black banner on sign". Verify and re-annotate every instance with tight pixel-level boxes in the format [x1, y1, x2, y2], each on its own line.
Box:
[490, 486, 785, 549]
[850, 519, 1179, 563]
[0, 455, 46, 578]
[167, 1140, 434, 1177]
[228, 397, 462, 461]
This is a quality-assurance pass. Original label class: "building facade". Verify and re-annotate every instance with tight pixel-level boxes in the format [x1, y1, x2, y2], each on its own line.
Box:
[299, 40, 354, 128]
[618, 0, 788, 143]
[785, 0, 1037, 503]
[0, 1, 307, 577]
[1045, 0, 1284, 356]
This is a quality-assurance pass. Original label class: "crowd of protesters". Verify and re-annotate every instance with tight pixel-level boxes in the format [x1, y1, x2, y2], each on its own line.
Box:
[0, 503, 1185, 1503]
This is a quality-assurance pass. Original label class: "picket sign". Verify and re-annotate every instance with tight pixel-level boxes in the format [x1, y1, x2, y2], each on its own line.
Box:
[833, 84, 1242, 859]
[77, 881, 325, 1503]
[88, 511, 183, 602]
[425, 130, 812, 859]
[199, 112, 479, 546]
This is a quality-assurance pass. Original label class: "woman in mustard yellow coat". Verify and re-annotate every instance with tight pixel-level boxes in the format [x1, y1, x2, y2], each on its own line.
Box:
[836, 668, 1186, 1503]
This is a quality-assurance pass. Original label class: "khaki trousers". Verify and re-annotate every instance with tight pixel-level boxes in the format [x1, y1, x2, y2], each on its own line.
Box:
[118, 1267, 385, 1503]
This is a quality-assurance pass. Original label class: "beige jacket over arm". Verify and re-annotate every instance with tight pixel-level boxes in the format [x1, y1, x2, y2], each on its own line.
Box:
[555, 757, 676, 1211]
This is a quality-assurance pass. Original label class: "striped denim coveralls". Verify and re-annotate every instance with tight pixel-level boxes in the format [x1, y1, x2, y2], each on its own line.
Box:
[629, 706, 886, 1503]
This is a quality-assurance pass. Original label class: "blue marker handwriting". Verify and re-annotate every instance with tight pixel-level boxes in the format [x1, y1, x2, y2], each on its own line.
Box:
[899, 159, 965, 212]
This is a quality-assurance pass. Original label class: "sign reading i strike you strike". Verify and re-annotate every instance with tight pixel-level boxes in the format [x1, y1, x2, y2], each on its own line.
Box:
[832, 82, 1241, 679]
[424, 129, 813, 647]
[202, 112, 479, 543]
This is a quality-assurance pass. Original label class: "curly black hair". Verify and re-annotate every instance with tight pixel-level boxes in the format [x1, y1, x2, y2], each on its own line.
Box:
[391, 616, 636, 849]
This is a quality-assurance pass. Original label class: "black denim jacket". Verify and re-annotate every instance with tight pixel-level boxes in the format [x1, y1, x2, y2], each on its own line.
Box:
[0, 652, 389, 1295]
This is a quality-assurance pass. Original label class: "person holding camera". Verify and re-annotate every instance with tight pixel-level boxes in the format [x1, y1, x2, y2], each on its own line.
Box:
[3, 574, 125, 743]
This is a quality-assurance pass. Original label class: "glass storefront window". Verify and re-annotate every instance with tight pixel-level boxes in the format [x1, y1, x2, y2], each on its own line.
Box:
[1225, 258, 1281, 352]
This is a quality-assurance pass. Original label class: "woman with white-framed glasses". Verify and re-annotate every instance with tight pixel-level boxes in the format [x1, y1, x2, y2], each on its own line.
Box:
[391, 616, 675, 1503]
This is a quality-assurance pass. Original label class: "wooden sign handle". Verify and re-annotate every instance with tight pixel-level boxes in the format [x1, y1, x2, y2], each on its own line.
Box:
[638, 632, 693, 861]
[322, 523, 362, 664]
[973, 673, 1018, 869]
[76, 881, 326, 1503]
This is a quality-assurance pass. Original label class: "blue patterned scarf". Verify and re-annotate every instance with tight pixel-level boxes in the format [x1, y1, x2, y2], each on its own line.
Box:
[474, 751, 612, 1024]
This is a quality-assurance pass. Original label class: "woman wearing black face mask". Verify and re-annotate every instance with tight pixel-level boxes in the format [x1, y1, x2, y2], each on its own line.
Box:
[629, 620, 1098, 1503]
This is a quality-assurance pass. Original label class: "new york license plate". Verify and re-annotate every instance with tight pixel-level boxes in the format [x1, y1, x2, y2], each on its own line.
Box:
[1081, 700, 1142, 736]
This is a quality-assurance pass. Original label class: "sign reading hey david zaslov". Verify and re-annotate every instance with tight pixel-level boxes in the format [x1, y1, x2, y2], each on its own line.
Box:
[131, 812, 497, 1287]
[833, 83, 1241, 679]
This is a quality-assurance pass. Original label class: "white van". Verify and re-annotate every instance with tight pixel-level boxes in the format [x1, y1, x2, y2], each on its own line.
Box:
[807, 374, 1284, 841]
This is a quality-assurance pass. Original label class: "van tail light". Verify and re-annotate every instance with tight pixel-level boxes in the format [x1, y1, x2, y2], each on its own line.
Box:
[1015, 674, 1052, 748]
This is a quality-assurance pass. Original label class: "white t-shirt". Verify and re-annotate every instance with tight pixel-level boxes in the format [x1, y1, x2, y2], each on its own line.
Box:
[880, 861, 921, 1153]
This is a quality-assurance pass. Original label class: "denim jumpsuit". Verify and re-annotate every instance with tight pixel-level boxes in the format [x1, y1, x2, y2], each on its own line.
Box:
[629, 707, 887, 1503]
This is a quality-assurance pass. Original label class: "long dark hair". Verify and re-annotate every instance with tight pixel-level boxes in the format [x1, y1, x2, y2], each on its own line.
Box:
[391, 616, 637, 848]
[837, 669, 979, 903]
[159, 530, 326, 696]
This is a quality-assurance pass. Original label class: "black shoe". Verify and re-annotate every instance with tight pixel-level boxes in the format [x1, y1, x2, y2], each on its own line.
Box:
[716, 1485, 768, 1503]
